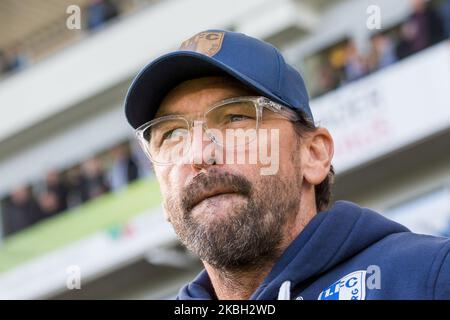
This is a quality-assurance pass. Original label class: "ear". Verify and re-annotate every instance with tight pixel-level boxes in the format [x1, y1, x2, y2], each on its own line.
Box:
[302, 127, 334, 186]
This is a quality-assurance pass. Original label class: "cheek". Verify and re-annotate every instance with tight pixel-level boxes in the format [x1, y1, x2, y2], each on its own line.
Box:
[258, 123, 297, 155]
[277, 131, 303, 174]
[154, 167, 168, 196]
[154, 166, 176, 199]
[155, 164, 190, 199]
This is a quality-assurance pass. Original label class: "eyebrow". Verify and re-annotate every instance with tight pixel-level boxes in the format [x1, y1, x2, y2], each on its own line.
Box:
[155, 110, 190, 118]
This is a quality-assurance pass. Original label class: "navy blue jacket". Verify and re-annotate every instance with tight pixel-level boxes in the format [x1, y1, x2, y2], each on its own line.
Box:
[177, 201, 450, 300]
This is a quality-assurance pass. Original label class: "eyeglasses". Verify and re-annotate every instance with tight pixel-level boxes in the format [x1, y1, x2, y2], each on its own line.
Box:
[135, 96, 299, 165]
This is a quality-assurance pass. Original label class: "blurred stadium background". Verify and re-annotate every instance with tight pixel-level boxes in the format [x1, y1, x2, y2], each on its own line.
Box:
[0, 0, 449, 299]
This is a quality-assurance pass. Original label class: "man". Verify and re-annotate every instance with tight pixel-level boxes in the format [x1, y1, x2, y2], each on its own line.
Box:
[124, 30, 450, 300]
[44, 170, 68, 213]
[2, 185, 42, 236]
[407, 0, 445, 52]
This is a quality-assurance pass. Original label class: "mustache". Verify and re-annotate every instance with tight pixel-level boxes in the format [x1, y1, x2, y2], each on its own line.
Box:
[181, 170, 252, 213]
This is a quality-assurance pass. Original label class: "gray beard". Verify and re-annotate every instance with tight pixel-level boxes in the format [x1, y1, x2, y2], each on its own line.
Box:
[165, 169, 301, 271]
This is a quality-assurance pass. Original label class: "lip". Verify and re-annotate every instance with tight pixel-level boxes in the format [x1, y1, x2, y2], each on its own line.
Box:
[189, 187, 240, 210]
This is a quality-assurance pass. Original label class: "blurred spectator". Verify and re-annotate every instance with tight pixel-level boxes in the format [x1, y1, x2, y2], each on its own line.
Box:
[328, 44, 347, 85]
[1, 185, 42, 237]
[0, 46, 28, 76]
[396, 22, 416, 60]
[441, 0, 450, 38]
[87, 0, 120, 30]
[368, 33, 397, 71]
[38, 191, 60, 218]
[407, 0, 445, 53]
[66, 165, 90, 208]
[343, 40, 367, 82]
[315, 63, 339, 96]
[83, 157, 110, 199]
[4, 44, 28, 73]
[108, 143, 139, 192]
[45, 170, 68, 213]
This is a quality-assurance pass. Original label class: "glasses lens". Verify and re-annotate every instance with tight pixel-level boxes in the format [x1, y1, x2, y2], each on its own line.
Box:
[140, 118, 190, 164]
[204, 100, 258, 146]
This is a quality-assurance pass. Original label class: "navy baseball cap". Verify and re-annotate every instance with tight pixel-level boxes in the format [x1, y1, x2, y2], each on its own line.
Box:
[125, 29, 313, 129]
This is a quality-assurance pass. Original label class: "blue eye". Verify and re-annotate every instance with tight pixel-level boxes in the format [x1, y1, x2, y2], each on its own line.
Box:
[163, 128, 188, 141]
[229, 114, 250, 122]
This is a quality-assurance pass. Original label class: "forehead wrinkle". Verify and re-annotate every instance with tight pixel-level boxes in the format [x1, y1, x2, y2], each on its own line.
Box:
[156, 79, 256, 118]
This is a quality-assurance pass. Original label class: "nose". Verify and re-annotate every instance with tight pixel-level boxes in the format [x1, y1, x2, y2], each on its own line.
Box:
[188, 120, 219, 170]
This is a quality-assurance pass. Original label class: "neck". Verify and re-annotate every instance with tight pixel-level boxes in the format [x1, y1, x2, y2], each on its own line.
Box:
[204, 195, 317, 300]
[204, 260, 274, 300]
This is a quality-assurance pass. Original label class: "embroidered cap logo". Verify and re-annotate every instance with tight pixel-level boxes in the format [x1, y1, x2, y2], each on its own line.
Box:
[179, 31, 225, 57]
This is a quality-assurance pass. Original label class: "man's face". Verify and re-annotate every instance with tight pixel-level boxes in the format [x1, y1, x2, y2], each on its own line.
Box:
[153, 76, 308, 270]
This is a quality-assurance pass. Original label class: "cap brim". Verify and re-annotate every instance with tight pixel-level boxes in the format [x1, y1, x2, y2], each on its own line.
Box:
[125, 51, 291, 129]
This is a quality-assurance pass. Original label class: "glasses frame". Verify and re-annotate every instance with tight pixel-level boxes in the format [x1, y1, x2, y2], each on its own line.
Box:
[135, 96, 300, 165]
